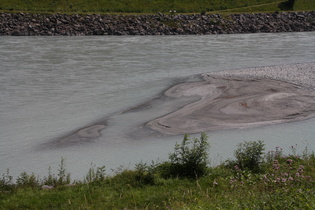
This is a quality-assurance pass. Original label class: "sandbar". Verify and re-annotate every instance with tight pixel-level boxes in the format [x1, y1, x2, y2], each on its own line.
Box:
[147, 63, 315, 135]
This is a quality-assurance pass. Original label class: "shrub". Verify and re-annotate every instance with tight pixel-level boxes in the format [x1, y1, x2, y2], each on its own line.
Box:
[164, 133, 210, 179]
[234, 140, 265, 173]
[16, 172, 39, 188]
[84, 165, 106, 183]
[109, 161, 157, 187]
[43, 157, 71, 187]
[111, 167, 155, 187]
[0, 169, 14, 191]
[279, 0, 296, 10]
[56, 157, 71, 185]
[134, 162, 156, 186]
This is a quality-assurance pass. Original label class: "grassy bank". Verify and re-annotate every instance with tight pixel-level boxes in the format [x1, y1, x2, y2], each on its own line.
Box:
[0, 0, 314, 14]
[1, 134, 315, 209]
[295, 0, 315, 11]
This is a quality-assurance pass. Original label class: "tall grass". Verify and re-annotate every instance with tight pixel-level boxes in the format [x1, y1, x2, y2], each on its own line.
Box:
[0, 0, 303, 14]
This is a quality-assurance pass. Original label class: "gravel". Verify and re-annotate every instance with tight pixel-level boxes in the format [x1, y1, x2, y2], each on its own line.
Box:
[204, 63, 315, 91]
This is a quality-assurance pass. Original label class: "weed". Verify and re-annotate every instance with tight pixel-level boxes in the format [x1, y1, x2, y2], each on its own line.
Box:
[16, 172, 39, 188]
[166, 132, 210, 179]
[84, 164, 106, 183]
[234, 140, 265, 173]
[265, 146, 283, 163]
[0, 169, 13, 191]
[42, 157, 71, 187]
[134, 161, 156, 186]
[57, 157, 71, 185]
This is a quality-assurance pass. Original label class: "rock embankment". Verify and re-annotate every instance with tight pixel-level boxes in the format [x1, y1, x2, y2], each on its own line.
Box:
[1, 11, 314, 35]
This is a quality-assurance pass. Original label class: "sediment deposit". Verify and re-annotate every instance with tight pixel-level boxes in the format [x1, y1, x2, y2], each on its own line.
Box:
[147, 63, 315, 135]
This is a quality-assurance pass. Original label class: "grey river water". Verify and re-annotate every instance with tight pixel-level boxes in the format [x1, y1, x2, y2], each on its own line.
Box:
[1, 32, 315, 180]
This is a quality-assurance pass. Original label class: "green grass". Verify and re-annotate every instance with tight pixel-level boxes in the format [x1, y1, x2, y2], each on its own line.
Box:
[1, 137, 315, 209]
[295, 0, 315, 11]
[1, 157, 315, 209]
[1, 0, 313, 14]
[221, 1, 285, 13]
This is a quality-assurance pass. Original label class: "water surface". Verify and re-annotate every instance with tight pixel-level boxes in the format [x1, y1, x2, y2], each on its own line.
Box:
[1, 32, 315, 179]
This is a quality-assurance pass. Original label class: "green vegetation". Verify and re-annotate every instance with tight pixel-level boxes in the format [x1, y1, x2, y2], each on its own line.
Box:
[162, 133, 209, 179]
[0, 0, 314, 14]
[1, 133, 315, 209]
[279, 0, 296, 10]
[221, 1, 284, 13]
[295, 0, 315, 11]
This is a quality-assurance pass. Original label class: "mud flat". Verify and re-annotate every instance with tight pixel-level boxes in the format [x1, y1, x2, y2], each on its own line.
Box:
[147, 63, 315, 135]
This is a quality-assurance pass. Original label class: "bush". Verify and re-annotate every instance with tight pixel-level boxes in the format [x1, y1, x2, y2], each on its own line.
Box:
[111, 167, 155, 187]
[279, 0, 296, 10]
[0, 169, 14, 191]
[43, 157, 71, 187]
[234, 140, 265, 173]
[84, 165, 106, 183]
[16, 172, 39, 188]
[163, 133, 210, 179]
[134, 162, 156, 186]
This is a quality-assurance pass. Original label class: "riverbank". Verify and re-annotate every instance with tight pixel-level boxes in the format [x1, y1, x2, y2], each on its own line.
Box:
[1, 11, 315, 35]
[2, 137, 315, 209]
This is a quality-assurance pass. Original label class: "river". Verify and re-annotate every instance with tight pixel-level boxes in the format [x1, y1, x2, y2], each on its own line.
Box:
[1, 32, 315, 180]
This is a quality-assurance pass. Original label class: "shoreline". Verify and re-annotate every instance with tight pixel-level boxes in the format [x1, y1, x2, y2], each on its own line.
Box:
[1, 11, 315, 35]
